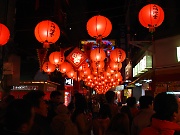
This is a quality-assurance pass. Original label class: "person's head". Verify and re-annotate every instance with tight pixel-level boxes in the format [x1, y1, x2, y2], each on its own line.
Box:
[139, 95, 154, 109]
[23, 90, 48, 117]
[50, 91, 61, 104]
[74, 92, 87, 112]
[99, 103, 112, 119]
[105, 91, 116, 103]
[4, 99, 35, 134]
[126, 97, 137, 108]
[153, 92, 180, 122]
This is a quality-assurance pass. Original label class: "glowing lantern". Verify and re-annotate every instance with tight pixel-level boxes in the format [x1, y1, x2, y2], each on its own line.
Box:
[49, 51, 64, 65]
[66, 69, 76, 79]
[86, 15, 112, 40]
[34, 20, 60, 48]
[0, 23, 10, 46]
[91, 61, 105, 70]
[78, 62, 89, 71]
[139, 4, 164, 32]
[90, 48, 106, 62]
[110, 48, 126, 63]
[42, 61, 56, 73]
[109, 61, 122, 71]
[59, 62, 73, 73]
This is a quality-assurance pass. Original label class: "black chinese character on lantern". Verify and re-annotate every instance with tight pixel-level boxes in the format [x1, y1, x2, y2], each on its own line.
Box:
[152, 5, 159, 19]
[118, 50, 122, 60]
[50, 23, 56, 37]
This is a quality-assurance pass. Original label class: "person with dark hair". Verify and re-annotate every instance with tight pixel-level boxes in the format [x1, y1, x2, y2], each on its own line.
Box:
[106, 112, 130, 135]
[140, 92, 180, 135]
[23, 90, 53, 135]
[92, 103, 111, 135]
[131, 95, 155, 135]
[51, 104, 78, 135]
[71, 92, 92, 135]
[126, 97, 139, 118]
[0, 99, 34, 135]
[105, 91, 119, 119]
[47, 90, 62, 123]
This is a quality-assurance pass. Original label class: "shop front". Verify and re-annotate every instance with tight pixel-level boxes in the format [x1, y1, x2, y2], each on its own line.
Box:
[9, 81, 60, 100]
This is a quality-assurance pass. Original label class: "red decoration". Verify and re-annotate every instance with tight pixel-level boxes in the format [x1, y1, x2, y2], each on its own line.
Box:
[42, 61, 56, 73]
[59, 62, 73, 73]
[66, 47, 87, 69]
[36, 48, 48, 70]
[90, 48, 106, 62]
[0, 23, 10, 46]
[139, 4, 164, 32]
[110, 48, 126, 63]
[34, 20, 60, 48]
[86, 15, 112, 39]
[49, 50, 64, 65]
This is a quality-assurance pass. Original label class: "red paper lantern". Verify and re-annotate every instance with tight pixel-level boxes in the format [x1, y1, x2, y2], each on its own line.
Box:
[34, 20, 60, 48]
[90, 48, 106, 62]
[110, 48, 126, 63]
[0, 23, 10, 46]
[49, 51, 64, 65]
[139, 4, 164, 32]
[59, 62, 73, 73]
[86, 15, 112, 39]
[42, 61, 56, 73]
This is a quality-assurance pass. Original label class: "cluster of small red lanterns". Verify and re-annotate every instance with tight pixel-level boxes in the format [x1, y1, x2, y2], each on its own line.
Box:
[33, 3, 165, 94]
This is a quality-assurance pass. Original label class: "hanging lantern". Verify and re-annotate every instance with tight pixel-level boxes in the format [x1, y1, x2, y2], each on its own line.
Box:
[110, 48, 126, 63]
[42, 61, 56, 73]
[59, 62, 73, 73]
[0, 23, 10, 46]
[66, 69, 76, 79]
[90, 48, 106, 62]
[109, 61, 122, 71]
[49, 51, 64, 65]
[91, 61, 105, 70]
[86, 15, 112, 40]
[139, 4, 164, 33]
[34, 20, 60, 48]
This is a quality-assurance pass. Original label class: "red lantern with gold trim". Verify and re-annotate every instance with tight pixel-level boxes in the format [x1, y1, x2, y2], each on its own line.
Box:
[139, 4, 164, 32]
[34, 20, 60, 48]
[0, 23, 10, 46]
[86, 15, 112, 39]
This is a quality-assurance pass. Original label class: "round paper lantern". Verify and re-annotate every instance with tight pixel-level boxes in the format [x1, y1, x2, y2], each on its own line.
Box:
[66, 69, 76, 79]
[49, 51, 64, 65]
[109, 61, 122, 71]
[59, 62, 73, 73]
[90, 48, 106, 62]
[0, 23, 10, 46]
[139, 4, 164, 32]
[34, 20, 60, 48]
[110, 48, 126, 63]
[86, 15, 112, 39]
[42, 61, 56, 73]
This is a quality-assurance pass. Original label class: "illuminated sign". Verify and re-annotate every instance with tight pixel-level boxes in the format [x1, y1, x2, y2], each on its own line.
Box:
[65, 78, 73, 86]
[177, 47, 180, 62]
[133, 55, 152, 77]
[12, 86, 38, 90]
[66, 47, 87, 69]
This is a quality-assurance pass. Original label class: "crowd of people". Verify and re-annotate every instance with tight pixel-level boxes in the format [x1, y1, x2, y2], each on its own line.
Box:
[0, 90, 180, 135]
